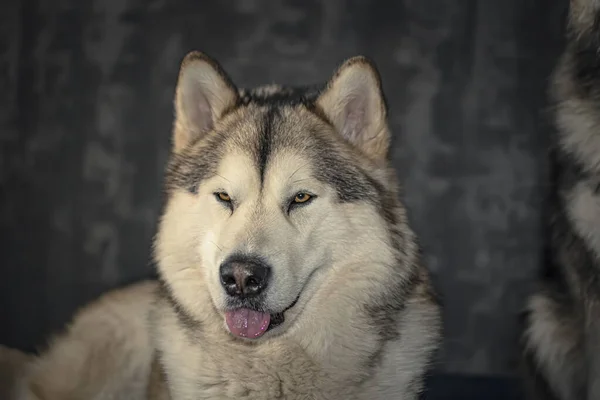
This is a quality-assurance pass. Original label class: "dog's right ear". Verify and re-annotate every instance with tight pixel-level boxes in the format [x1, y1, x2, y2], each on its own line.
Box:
[316, 56, 389, 162]
[173, 51, 238, 153]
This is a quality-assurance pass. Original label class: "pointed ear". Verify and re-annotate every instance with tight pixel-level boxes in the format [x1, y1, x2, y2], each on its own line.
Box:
[316, 56, 390, 161]
[173, 51, 239, 153]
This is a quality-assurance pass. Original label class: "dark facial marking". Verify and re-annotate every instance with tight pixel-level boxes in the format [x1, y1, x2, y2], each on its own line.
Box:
[165, 130, 228, 194]
[257, 108, 276, 185]
[308, 133, 377, 203]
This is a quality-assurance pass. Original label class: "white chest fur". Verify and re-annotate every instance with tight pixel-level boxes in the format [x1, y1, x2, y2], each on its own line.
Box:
[151, 291, 438, 400]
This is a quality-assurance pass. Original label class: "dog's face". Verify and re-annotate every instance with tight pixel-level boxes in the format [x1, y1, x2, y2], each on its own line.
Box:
[156, 52, 397, 340]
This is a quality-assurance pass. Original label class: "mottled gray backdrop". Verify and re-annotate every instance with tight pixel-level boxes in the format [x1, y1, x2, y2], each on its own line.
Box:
[0, 0, 568, 377]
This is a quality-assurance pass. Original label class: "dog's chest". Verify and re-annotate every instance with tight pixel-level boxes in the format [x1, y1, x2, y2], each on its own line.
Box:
[149, 293, 423, 399]
[157, 331, 332, 399]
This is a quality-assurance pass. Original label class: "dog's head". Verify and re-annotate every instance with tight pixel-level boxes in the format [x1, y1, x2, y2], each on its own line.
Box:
[156, 52, 403, 340]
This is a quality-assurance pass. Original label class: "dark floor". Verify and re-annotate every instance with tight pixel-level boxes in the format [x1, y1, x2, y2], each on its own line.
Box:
[423, 375, 523, 400]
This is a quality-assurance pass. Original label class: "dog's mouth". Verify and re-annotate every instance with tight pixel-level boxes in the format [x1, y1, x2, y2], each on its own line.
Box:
[224, 295, 300, 339]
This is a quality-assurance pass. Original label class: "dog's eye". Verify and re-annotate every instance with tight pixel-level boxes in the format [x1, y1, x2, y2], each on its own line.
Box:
[293, 193, 312, 204]
[288, 192, 315, 213]
[217, 192, 231, 202]
[214, 192, 233, 211]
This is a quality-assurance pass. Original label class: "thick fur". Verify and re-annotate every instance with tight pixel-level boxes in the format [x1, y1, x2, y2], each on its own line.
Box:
[5, 53, 441, 400]
[522, 0, 600, 399]
[0, 345, 34, 400]
[12, 281, 157, 400]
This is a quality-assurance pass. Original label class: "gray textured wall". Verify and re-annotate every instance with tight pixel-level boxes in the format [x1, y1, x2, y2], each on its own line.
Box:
[0, 0, 567, 376]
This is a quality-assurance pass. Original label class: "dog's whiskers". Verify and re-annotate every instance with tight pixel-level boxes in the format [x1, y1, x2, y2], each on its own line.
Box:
[291, 178, 310, 185]
[215, 173, 231, 183]
[173, 266, 196, 275]
[209, 240, 223, 252]
[287, 162, 311, 183]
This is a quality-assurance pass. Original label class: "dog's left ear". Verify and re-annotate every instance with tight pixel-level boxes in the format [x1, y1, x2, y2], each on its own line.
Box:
[316, 56, 389, 161]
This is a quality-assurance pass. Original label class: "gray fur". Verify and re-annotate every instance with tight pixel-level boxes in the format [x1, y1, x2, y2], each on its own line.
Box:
[522, 0, 600, 399]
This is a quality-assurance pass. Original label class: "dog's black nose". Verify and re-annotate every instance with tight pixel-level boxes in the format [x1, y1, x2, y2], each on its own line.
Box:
[219, 256, 271, 298]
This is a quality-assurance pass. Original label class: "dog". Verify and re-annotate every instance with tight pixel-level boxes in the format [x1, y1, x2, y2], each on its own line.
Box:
[9, 52, 442, 399]
[522, 0, 600, 399]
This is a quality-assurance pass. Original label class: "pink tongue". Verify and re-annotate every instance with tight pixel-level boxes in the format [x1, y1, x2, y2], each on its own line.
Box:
[225, 308, 271, 338]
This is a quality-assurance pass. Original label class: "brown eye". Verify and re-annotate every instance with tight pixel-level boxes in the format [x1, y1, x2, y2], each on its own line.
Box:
[217, 192, 231, 202]
[294, 193, 312, 203]
[288, 192, 316, 214]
